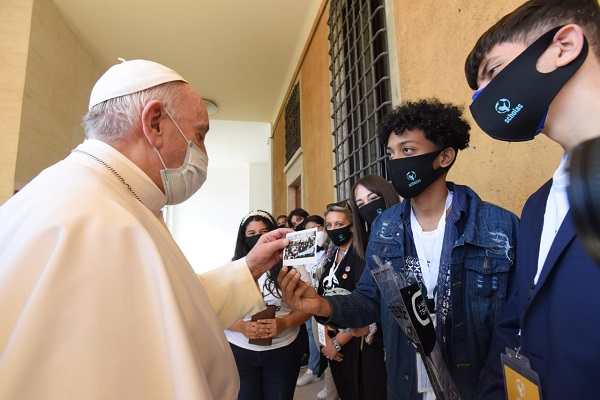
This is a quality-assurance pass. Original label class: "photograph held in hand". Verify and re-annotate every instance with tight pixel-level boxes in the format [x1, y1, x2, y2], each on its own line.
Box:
[282, 227, 317, 266]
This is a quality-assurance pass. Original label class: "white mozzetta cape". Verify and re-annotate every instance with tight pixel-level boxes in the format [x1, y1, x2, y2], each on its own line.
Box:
[0, 139, 265, 400]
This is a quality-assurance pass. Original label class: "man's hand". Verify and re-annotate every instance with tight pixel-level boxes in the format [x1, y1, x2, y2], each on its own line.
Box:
[277, 266, 332, 317]
[246, 228, 292, 279]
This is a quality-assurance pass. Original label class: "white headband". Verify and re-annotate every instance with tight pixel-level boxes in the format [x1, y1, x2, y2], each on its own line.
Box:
[241, 210, 276, 227]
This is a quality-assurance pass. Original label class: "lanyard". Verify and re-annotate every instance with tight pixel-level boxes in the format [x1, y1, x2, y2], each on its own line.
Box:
[332, 248, 343, 275]
[410, 192, 452, 302]
[330, 247, 347, 280]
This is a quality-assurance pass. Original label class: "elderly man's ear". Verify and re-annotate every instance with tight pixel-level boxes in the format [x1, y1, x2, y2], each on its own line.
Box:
[141, 100, 166, 148]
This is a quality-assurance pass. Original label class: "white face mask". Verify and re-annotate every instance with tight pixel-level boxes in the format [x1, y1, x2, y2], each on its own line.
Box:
[316, 230, 327, 248]
[154, 109, 209, 205]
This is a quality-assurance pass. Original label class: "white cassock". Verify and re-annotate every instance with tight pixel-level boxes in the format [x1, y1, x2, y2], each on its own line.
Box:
[0, 139, 265, 400]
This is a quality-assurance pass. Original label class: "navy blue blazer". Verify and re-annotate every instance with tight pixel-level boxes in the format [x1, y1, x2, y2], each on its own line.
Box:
[478, 180, 600, 400]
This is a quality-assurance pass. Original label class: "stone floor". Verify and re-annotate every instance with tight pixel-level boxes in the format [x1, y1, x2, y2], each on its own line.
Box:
[293, 367, 325, 399]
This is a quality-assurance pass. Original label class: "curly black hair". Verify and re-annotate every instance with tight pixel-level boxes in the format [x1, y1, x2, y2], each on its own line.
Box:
[377, 99, 470, 151]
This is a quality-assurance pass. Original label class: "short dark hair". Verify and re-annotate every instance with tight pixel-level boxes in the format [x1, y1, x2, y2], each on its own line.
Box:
[286, 208, 309, 227]
[465, 0, 600, 89]
[377, 99, 470, 151]
[349, 175, 400, 260]
[304, 215, 325, 227]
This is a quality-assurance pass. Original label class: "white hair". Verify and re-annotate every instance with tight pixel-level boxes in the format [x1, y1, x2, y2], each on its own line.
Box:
[81, 81, 186, 141]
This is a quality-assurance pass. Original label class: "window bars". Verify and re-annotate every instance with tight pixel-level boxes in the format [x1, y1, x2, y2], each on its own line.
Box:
[329, 0, 393, 200]
[285, 83, 301, 164]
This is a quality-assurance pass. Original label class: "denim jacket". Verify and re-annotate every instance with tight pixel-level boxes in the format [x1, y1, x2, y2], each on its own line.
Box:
[323, 183, 518, 400]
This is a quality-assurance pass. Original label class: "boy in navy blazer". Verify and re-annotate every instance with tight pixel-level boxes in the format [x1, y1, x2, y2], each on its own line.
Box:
[465, 0, 600, 399]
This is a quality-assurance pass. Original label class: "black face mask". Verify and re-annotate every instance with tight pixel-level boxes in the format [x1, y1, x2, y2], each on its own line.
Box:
[294, 220, 306, 231]
[388, 150, 450, 199]
[277, 223, 286, 228]
[244, 234, 262, 250]
[358, 197, 387, 225]
[326, 225, 353, 247]
[470, 26, 588, 142]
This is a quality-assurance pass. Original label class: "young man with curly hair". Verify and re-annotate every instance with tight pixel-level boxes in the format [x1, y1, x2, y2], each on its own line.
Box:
[465, 1, 600, 399]
[279, 99, 519, 400]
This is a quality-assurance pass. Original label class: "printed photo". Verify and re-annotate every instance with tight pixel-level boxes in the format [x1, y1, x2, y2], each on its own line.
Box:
[283, 227, 317, 266]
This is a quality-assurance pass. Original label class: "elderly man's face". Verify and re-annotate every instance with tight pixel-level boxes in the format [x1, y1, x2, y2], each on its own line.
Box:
[163, 85, 210, 167]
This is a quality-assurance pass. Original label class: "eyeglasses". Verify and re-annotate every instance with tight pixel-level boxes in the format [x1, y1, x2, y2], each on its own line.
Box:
[326, 200, 349, 210]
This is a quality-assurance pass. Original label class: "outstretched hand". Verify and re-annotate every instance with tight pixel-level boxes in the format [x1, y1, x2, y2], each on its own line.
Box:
[277, 266, 332, 317]
[246, 228, 292, 280]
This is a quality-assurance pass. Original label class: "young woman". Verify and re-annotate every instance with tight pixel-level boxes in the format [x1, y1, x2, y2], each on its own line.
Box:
[226, 210, 311, 400]
[349, 174, 400, 400]
[350, 174, 402, 260]
[287, 208, 309, 231]
[316, 202, 365, 400]
[296, 216, 327, 386]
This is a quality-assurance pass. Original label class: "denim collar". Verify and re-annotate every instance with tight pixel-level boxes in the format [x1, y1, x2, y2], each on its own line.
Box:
[398, 182, 466, 226]
[388, 182, 499, 250]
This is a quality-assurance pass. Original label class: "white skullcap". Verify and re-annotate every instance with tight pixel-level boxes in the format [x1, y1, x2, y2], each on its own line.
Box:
[88, 59, 187, 110]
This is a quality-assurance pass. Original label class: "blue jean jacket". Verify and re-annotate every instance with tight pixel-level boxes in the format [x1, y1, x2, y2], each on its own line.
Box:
[323, 183, 518, 400]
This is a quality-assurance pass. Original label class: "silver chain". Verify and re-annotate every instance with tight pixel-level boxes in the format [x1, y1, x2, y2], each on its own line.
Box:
[72, 149, 143, 203]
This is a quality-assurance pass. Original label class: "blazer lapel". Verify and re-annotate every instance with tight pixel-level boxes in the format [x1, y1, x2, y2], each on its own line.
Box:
[517, 181, 548, 323]
[526, 211, 576, 309]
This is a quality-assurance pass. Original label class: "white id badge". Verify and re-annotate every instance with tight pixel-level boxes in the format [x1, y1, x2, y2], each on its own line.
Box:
[317, 323, 327, 346]
[416, 352, 434, 394]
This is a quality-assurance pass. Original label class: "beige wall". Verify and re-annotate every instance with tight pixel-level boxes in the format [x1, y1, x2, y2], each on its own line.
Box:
[391, 0, 563, 215]
[0, 0, 33, 203]
[15, 0, 101, 192]
[0, 0, 101, 204]
[272, 0, 565, 217]
[272, 2, 334, 218]
[299, 7, 334, 217]
[272, 115, 288, 217]
[2, 0, 568, 216]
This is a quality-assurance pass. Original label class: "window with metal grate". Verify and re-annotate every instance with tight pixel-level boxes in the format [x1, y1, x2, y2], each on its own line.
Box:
[285, 83, 301, 164]
[329, 0, 393, 201]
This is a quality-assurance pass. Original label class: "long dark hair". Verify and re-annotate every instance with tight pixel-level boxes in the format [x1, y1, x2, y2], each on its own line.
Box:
[349, 175, 400, 260]
[232, 210, 284, 299]
[232, 210, 276, 261]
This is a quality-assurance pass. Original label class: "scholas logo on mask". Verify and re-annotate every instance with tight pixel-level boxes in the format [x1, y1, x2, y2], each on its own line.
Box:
[406, 170, 421, 187]
[469, 26, 588, 142]
[494, 98, 524, 124]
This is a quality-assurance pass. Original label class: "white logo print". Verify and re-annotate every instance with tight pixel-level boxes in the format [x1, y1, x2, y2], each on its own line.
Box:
[322, 263, 339, 292]
[411, 290, 431, 326]
[515, 379, 526, 399]
[495, 98, 511, 113]
[496, 98, 524, 124]
[406, 170, 421, 187]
